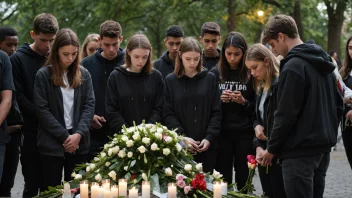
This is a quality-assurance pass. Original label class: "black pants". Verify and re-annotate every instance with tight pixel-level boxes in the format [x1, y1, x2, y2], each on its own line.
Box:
[193, 145, 217, 173]
[258, 157, 286, 198]
[216, 129, 254, 190]
[0, 133, 21, 197]
[342, 130, 352, 170]
[40, 153, 87, 192]
[282, 152, 330, 198]
[21, 132, 40, 198]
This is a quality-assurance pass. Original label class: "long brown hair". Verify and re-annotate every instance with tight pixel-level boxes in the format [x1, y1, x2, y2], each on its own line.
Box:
[246, 44, 280, 93]
[340, 35, 352, 80]
[44, 28, 82, 88]
[219, 32, 249, 83]
[174, 37, 202, 78]
[80, 33, 99, 60]
[123, 34, 153, 73]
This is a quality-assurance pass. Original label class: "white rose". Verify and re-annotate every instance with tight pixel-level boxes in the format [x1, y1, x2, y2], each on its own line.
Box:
[74, 174, 82, 180]
[142, 137, 151, 145]
[184, 164, 192, 171]
[127, 152, 133, 158]
[146, 124, 152, 129]
[108, 171, 117, 180]
[113, 138, 118, 142]
[86, 166, 91, 172]
[95, 174, 102, 182]
[124, 166, 128, 171]
[171, 131, 178, 139]
[112, 146, 120, 154]
[71, 172, 76, 178]
[126, 140, 134, 147]
[105, 162, 111, 167]
[94, 157, 100, 162]
[163, 126, 168, 130]
[118, 150, 126, 158]
[142, 173, 148, 181]
[150, 126, 157, 132]
[196, 163, 203, 172]
[95, 169, 100, 173]
[138, 146, 146, 153]
[157, 128, 163, 133]
[155, 133, 162, 140]
[121, 135, 129, 142]
[100, 152, 106, 159]
[108, 148, 113, 156]
[127, 128, 134, 133]
[104, 144, 109, 149]
[163, 148, 171, 156]
[165, 167, 173, 176]
[90, 163, 96, 170]
[164, 136, 173, 143]
[132, 133, 140, 140]
[151, 143, 159, 151]
[212, 169, 223, 179]
[175, 143, 182, 152]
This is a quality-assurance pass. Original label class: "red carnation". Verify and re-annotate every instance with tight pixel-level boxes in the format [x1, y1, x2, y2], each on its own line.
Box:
[130, 173, 137, 180]
[191, 174, 206, 191]
[247, 155, 255, 161]
[250, 159, 256, 165]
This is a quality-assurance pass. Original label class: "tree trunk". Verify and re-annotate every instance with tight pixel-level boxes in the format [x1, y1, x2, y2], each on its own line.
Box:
[324, 0, 347, 56]
[227, 0, 237, 33]
[292, 0, 304, 41]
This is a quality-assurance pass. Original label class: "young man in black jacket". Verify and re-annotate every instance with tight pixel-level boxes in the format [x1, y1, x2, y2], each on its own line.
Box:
[81, 20, 125, 161]
[153, 25, 184, 79]
[261, 15, 343, 198]
[11, 13, 58, 198]
[200, 22, 221, 71]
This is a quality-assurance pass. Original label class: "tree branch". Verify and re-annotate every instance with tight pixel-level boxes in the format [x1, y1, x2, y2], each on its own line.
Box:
[262, 0, 281, 7]
[0, 8, 17, 24]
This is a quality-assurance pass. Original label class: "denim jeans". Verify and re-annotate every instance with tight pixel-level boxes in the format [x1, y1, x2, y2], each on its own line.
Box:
[0, 144, 6, 182]
[282, 152, 330, 198]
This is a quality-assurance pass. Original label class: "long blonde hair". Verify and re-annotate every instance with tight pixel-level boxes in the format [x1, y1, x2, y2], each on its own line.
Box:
[245, 44, 279, 93]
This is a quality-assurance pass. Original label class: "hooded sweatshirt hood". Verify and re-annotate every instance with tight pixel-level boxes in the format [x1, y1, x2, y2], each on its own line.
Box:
[282, 43, 335, 75]
[153, 51, 175, 79]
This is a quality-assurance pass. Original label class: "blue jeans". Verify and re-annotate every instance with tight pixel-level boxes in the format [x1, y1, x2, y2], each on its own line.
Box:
[0, 144, 6, 182]
[282, 152, 330, 198]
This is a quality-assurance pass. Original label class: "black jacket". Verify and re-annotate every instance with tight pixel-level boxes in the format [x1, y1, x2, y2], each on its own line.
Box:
[253, 77, 279, 150]
[163, 70, 222, 144]
[342, 75, 352, 132]
[34, 66, 95, 157]
[11, 43, 47, 133]
[153, 51, 174, 79]
[209, 66, 256, 138]
[267, 43, 344, 158]
[202, 49, 220, 71]
[105, 67, 163, 134]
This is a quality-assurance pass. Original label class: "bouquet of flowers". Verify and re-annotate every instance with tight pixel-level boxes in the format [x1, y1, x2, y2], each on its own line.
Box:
[36, 122, 259, 198]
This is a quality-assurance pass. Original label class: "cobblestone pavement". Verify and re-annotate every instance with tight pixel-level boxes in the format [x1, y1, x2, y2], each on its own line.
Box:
[7, 142, 352, 198]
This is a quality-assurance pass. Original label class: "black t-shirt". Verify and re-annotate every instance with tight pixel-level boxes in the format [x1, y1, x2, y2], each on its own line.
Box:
[0, 51, 15, 144]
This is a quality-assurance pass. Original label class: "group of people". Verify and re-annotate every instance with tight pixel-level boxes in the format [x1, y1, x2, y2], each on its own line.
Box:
[0, 12, 349, 198]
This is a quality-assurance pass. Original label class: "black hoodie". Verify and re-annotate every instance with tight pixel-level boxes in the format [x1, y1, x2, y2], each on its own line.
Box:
[267, 43, 344, 158]
[153, 51, 174, 79]
[10, 43, 47, 133]
[105, 67, 163, 134]
[202, 48, 220, 71]
[163, 70, 222, 144]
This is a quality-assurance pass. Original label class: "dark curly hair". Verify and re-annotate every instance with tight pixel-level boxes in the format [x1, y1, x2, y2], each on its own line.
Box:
[165, 25, 184, 38]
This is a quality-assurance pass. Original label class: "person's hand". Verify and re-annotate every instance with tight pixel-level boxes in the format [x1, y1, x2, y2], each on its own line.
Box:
[183, 137, 200, 154]
[254, 125, 267, 140]
[221, 90, 232, 103]
[346, 110, 352, 120]
[63, 133, 81, 153]
[198, 139, 210, 152]
[92, 115, 106, 129]
[261, 150, 275, 166]
[255, 147, 265, 164]
[7, 125, 21, 134]
[230, 91, 246, 105]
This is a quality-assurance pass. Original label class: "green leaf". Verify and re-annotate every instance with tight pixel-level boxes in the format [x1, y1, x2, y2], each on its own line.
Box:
[144, 154, 148, 164]
[130, 160, 136, 168]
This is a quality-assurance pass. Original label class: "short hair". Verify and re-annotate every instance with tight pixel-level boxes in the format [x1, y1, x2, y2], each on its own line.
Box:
[165, 25, 184, 38]
[0, 27, 18, 42]
[33, 13, 59, 35]
[200, 22, 220, 37]
[124, 34, 153, 73]
[100, 20, 122, 39]
[261, 14, 299, 44]
[174, 37, 203, 78]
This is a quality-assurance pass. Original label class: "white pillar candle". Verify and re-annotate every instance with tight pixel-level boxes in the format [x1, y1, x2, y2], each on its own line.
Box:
[129, 186, 139, 198]
[142, 181, 150, 198]
[213, 182, 222, 198]
[104, 189, 112, 198]
[111, 185, 119, 198]
[102, 179, 110, 190]
[118, 179, 127, 196]
[91, 182, 100, 198]
[98, 187, 105, 198]
[63, 183, 71, 198]
[221, 181, 228, 195]
[168, 183, 177, 198]
[80, 180, 89, 198]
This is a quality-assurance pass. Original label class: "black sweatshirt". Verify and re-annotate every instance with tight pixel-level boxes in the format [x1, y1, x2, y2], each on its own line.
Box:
[202, 49, 220, 71]
[267, 43, 344, 158]
[10, 43, 47, 133]
[209, 67, 256, 139]
[163, 70, 222, 144]
[105, 67, 163, 134]
[153, 51, 174, 79]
